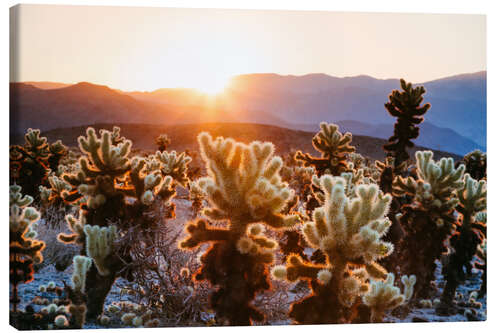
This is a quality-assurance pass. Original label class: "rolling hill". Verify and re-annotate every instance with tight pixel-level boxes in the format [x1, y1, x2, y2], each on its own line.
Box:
[31, 122, 462, 162]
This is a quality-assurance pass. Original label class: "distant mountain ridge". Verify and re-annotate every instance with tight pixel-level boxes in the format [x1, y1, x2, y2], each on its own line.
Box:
[11, 71, 486, 156]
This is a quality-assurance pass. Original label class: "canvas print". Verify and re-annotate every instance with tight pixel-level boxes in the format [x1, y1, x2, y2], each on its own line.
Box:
[9, 4, 486, 329]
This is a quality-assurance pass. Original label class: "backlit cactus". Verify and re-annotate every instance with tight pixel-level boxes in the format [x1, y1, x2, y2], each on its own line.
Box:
[295, 122, 355, 176]
[441, 174, 486, 308]
[393, 151, 465, 298]
[363, 273, 416, 322]
[10, 128, 68, 198]
[179, 132, 298, 325]
[272, 175, 394, 324]
[9, 185, 46, 312]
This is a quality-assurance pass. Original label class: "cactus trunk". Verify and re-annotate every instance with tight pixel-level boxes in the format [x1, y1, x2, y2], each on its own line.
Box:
[84, 265, 116, 320]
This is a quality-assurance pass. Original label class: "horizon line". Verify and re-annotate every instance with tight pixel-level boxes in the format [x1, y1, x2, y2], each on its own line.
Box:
[12, 69, 486, 93]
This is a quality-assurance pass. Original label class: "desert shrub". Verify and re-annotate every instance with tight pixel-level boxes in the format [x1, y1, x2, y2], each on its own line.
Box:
[179, 132, 299, 325]
[31, 206, 79, 271]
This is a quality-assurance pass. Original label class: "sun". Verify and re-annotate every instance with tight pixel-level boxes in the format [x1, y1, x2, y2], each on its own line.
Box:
[194, 74, 231, 95]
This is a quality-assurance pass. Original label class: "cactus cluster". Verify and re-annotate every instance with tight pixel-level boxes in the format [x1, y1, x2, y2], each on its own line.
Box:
[54, 126, 189, 319]
[9, 185, 46, 312]
[10, 129, 68, 198]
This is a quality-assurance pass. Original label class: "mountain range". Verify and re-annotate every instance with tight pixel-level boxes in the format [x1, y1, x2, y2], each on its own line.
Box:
[10, 71, 486, 156]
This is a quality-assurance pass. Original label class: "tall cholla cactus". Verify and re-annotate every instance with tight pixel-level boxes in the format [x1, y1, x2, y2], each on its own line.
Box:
[179, 132, 299, 325]
[441, 175, 486, 309]
[9, 185, 46, 312]
[57, 126, 188, 319]
[272, 175, 394, 324]
[383, 79, 430, 174]
[393, 150, 465, 298]
[10, 128, 68, 198]
[295, 122, 355, 176]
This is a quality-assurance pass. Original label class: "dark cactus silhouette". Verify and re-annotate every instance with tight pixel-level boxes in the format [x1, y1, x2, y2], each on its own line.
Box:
[10, 129, 67, 198]
[383, 79, 430, 175]
[440, 176, 486, 311]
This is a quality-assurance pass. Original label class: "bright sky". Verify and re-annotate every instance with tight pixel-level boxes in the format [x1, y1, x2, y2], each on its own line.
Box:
[11, 4, 486, 93]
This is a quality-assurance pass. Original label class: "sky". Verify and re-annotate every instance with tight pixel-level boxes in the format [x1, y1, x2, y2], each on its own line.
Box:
[10, 4, 486, 93]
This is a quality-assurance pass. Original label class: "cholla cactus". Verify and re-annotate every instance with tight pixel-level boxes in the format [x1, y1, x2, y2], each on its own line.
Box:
[441, 175, 486, 308]
[394, 151, 466, 298]
[10, 128, 68, 198]
[474, 241, 486, 299]
[394, 151, 465, 220]
[56, 126, 182, 319]
[71, 256, 92, 294]
[39, 175, 72, 207]
[9, 185, 46, 312]
[295, 122, 355, 176]
[383, 79, 430, 174]
[179, 132, 298, 325]
[154, 151, 191, 187]
[272, 175, 394, 324]
[84, 225, 117, 276]
[363, 273, 416, 322]
[155, 134, 171, 152]
[188, 181, 205, 218]
[462, 150, 486, 180]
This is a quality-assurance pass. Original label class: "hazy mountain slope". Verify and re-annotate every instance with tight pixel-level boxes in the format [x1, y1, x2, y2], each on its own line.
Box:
[23, 81, 73, 90]
[10, 82, 288, 135]
[13, 71, 485, 152]
[32, 122, 461, 162]
[224, 71, 486, 147]
[9, 82, 184, 135]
